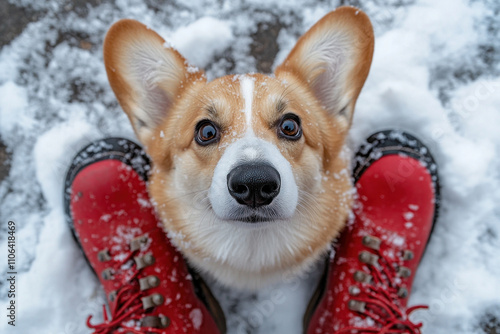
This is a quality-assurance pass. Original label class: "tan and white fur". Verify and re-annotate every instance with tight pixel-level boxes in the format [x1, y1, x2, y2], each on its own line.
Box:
[103, 7, 374, 290]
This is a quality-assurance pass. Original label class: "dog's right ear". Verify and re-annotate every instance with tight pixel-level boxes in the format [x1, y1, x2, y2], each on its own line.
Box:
[104, 19, 205, 144]
[275, 7, 374, 131]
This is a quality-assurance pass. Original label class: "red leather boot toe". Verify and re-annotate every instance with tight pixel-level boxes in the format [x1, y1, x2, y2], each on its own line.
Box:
[64, 138, 225, 334]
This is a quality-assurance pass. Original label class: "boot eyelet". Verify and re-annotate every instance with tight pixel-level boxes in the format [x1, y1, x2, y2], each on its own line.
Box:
[108, 290, 117, 302]
[152, 293, 164, 305]
[135, 253, 156, 270]
[348, 299, 366, 313]
[402, 250, 414, 261]
[101, 268, 114, 280]
[397, 287, 409, 298]
[141, 293, 164, 309]
[130, 234, 149, 251]
[362, 235, 381, 251]
[359, 250, 379, 266]
[397, 266, 412, 278]
[159, 315, 171, 328]
[139, 275, 161, 291]
[97, 248, 112, 262]
[353, 270, 372, 284]
[141, 314, 170, 329]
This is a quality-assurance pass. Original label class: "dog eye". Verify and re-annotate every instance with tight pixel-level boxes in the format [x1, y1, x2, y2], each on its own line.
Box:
[278, 114, 302, 140]
[195, 120, 219, 145]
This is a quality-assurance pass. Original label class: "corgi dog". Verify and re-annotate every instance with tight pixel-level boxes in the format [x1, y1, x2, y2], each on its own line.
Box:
[103, 6, 374, 290]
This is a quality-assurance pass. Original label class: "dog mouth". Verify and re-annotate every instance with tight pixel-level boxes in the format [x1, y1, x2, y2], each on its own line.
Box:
[236, 214, 274, 223]
[217, 206, 281, 224]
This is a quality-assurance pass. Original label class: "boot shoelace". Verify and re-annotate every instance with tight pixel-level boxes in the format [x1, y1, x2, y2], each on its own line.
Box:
[87, 234, 169, 334]
[334, 235, 428, 334]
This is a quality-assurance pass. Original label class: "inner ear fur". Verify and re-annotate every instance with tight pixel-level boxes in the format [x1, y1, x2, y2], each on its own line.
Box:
[103, 19, 206, 145]
[275, 7, 374, 127]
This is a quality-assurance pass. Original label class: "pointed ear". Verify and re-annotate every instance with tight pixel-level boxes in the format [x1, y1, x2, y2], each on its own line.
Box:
[275, 7, 374, 127]
[103, 19, 205, 144]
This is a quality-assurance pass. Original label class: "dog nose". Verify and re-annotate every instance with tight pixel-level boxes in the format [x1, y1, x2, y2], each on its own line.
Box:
[227, 163, 281, 208]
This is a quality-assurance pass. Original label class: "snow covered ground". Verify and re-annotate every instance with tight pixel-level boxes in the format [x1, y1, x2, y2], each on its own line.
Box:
[1, 0, 500, 333]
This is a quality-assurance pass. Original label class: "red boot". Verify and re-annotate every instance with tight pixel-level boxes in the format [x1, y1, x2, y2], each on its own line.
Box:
[64, 138, 225, 334]
[304, 130, 440, 334]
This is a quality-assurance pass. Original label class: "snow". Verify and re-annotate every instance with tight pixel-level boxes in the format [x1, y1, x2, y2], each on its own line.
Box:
[0, 0, 500, 333]
[189, 308, 203, 330]
[0, 82, 30, 134]
[170, 17, 234, 69]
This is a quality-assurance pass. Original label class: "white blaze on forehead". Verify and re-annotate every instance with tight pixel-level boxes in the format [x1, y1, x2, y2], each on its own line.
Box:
[243, 147, 259, 160]
[240, 76, 255, 134]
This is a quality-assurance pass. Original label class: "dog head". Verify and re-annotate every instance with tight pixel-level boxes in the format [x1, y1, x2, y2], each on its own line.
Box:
[103, 7, 374, 289]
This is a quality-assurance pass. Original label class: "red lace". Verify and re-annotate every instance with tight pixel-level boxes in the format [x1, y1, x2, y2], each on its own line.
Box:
[86, 248, 164, 334]
[334, 246, 428, 334]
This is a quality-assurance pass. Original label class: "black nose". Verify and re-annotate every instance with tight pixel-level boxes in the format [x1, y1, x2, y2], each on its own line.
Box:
[227, 163, 281, 208]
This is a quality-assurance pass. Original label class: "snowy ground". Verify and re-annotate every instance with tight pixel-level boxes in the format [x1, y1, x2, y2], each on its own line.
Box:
[1, 0, 500, 333]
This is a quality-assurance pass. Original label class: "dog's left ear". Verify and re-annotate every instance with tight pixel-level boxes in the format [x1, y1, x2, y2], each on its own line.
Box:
[103, 19, 205, 146]
[275, 7, 374, 129]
